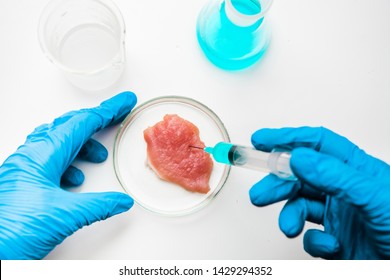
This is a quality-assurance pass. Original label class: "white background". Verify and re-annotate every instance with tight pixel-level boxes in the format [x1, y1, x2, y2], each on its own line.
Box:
[0, 0, 389, 260]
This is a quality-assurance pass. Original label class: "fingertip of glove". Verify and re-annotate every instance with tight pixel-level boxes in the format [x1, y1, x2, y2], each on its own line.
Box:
[99, 91, 137, 114]
[251, 129, 273, 151]
[249, 175, 278, 206]
[71, 192, 134, 226]
[249, 187, 262, 206]
[94, 91, 138, 128]
[111, 192, 135, 214]
[250, 175, 298, 207]
[124, 194, 135, 209]
[95, 147, 108, 163]
[121, 91, 138, 108]
[280, 224, 302, 238]
[91, 192, 135, 219]
[279, 206, 304, 238]
[78, 139, 108, 163]
[108, 91, 137, 107]
[303, 229, 340, 259]
[61, 166, 85, 187]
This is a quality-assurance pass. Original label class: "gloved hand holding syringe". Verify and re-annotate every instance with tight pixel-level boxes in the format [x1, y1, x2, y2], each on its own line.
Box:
[190, 142, 297, 181]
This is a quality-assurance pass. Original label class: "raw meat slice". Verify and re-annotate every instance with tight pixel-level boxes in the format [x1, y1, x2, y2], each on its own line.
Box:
[143, 114, 213, 194]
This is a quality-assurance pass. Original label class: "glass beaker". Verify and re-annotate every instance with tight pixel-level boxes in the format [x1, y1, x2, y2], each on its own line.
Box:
[196, 0, 273, 70]
[38, 0, 126, 91]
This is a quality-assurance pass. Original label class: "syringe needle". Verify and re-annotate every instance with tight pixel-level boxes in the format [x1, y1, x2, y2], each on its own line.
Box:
[188, 145, 204, 150]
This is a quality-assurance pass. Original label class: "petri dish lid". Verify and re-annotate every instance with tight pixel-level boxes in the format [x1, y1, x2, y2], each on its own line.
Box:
[113, 96, 231, 216]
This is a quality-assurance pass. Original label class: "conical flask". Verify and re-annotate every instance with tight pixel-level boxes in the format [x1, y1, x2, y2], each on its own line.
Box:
[196, 0, 273, 70]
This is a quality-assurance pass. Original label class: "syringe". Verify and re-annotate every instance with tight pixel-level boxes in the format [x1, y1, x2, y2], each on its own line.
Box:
[192, 142, 296, 181]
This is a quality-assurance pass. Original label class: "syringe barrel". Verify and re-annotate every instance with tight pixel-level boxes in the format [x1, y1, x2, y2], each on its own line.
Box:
[267, 149, 296, 180]
[230, 145, 270, 171]
[230, 145, 296, 181]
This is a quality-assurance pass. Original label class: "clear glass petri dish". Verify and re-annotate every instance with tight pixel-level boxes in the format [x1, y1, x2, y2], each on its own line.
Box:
[113, 96, 231, 216]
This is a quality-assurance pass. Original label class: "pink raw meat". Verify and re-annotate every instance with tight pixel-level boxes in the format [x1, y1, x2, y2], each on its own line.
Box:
[143, 114, 213, 194]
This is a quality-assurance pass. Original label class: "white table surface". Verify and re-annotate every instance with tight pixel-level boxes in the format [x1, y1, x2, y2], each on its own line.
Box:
[1, 0, 389, 260]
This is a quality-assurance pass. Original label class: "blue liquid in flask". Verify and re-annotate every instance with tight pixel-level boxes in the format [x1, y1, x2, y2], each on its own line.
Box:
[197, 0, 271, 70]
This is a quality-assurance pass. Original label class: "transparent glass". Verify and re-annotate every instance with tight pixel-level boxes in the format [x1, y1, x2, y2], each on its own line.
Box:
[232, 146, 296, 180]
[38, 0, 126, 91]
[113, 96, 231, 217]
[196, 0, 273, 70]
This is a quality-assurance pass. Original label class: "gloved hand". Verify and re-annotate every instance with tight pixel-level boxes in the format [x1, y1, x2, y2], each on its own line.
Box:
[249, 127, 390, 259]
[0, 91, 137, 260]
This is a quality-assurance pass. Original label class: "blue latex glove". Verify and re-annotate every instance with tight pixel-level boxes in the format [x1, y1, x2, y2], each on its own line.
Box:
[0, 92, 137, 259]
[249, 127, 390, 259]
